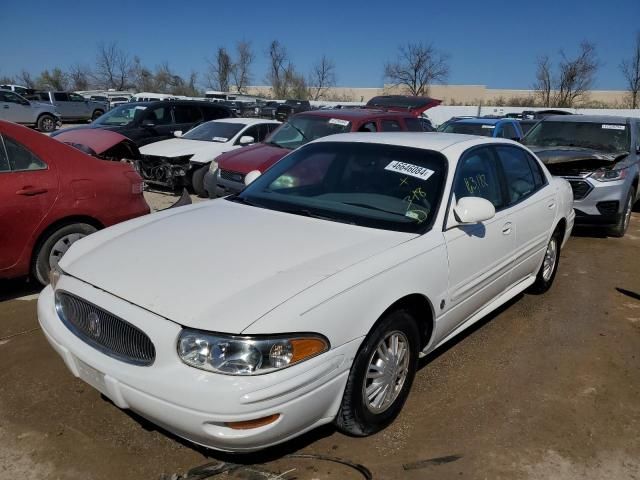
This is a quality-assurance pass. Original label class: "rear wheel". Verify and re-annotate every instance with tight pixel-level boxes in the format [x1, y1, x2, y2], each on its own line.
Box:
[191, 164, 208, 198]
[609, 187, 635, 238]
[91, 110, 104, 121]
[335, 309, 419, 436]
[528, 228, 562, 294]
[32, 223, 97, 285]
[37, 114, 56, 132]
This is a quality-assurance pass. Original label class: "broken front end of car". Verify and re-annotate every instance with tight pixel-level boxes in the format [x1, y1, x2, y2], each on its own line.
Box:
[134, 155, 199, 190]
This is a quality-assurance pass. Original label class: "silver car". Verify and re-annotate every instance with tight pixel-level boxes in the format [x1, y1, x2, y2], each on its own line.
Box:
[0, 89, 61, 132]
[525, 115, 639, 237]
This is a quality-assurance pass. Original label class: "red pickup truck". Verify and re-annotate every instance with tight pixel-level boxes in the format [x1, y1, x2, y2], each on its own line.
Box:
[205, 96, 440, 197]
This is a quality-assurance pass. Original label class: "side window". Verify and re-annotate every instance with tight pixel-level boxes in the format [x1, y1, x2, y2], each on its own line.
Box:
[202, 106, 228, 121]
[636, 122, 640, 151]
[2, 91, 22, 104]
[358, 121, 377, 132]
[69, 93, 85, 102]
[381, 119, 402, 132]
[147, 107, 172, 125]
[404, 118, 424, 132]
[255, 124, 271, 142]
[239, 125, 259, 144]
[173, 105, 203, 124]
[53, 92, 69, 102]
[498, 123, 517, 139]
[3, 135, 47, 171]
[496, 146, 538, 204]
[453, 147, 504, 210]
[0, 136, 10, 172]
[526, 153, 546, 188]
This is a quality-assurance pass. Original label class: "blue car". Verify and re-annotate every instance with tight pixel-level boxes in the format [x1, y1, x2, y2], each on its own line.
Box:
[441, 117, 524, 141]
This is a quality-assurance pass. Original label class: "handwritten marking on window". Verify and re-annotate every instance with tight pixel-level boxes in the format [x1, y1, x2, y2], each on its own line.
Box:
[464, 174, 488, 194]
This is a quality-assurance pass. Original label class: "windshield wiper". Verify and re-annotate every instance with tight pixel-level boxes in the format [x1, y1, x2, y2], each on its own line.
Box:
[340, 201, 404, 215]
[227, 195, 262, 207]
[266, 141, 286, 149]
[280, 207, 356, 225]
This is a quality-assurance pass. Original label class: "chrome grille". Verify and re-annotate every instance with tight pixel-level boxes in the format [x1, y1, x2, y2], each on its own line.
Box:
[55, 291, 155, 366]
[567, 180, 592, 200]
[220, 169, 245, 183]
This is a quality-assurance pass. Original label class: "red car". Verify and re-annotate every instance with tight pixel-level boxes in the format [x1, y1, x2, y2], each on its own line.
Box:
[208, 96, 441, 197]
[0, 121, 150, 285]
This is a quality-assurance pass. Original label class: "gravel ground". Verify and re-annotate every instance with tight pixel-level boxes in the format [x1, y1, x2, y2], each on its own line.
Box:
[0, 203, 639, 480]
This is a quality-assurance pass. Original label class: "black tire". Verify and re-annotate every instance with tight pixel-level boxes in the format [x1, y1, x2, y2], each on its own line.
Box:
[609, 187, 635, 238]
[191, 164, 208, 198]
[32, 223, 97, 285]
[91, 110, 104, 121]
[528, 227, 563, 294]
[335, 309, 419, 436]
[37, 114, 56, 133]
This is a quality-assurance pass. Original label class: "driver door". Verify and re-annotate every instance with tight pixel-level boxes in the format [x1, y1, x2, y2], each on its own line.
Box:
[442, 146, 515, 333]
[69, 92, 91, 119]
[0, 91, 32, 123]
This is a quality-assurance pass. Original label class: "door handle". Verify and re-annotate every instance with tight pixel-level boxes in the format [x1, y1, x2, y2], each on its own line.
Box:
[502, 222, 512, 235]
[16, 187, 48, 196]
[2, 105, 9, 109]
[547, 202, 556, 209]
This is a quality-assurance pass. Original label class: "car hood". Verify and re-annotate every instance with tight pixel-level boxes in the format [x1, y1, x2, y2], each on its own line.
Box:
[53, 129, 135, 155]
[530, 146, 628, 165]
[216, 143, 290, 174]
[60, 200, 414, 333]
[140, 138, 231, 161]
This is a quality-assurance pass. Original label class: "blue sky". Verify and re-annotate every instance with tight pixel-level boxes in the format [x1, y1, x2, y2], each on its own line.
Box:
[1, 0, 638, 90]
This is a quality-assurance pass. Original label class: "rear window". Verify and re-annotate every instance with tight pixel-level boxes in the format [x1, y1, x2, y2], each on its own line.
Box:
[444, 122, 495, 137]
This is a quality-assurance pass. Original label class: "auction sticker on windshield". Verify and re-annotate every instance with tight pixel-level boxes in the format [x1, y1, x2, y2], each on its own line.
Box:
[602, 124, 625, 130]
[212, 137, 228, 142]
[481, 125, 495, 129]
[385, 160, 435, 180]
[328, 118, 350, 126]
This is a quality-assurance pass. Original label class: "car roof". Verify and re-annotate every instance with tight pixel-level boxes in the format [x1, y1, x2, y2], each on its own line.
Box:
[540, 114, 632, 123]
[298, 109, 417, 121]
[453, 117, 508, 125]
[311, 132, 515, 152]
[211, 117, 279, 125]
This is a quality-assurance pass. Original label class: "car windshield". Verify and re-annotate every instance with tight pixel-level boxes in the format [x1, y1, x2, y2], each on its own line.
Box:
[267, 116, 352, 150]
[443, 122, 495, 136]
[94, 104, 147, 126]
[523, 121, 630, 153]
[232, 141, 447, 233]
[182, 122, 244, 142]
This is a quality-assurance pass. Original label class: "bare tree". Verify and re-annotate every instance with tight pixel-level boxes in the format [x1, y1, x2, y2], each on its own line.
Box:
[207, 47, 232, 92]
[231, 41, 254, 93]
[284, 64, 308, 99]
[130, 56, 155, 92]
[384, 42, 449, 96]
[555, 41, 598, 107]
[16, 69, 35, 88]
[37, 68, 69, 90]
[620, 32, 640, 109]
[533, 55, 553, 107]
[266, 40, 289, 98]
[308, 55, 336, 100]
[68, 63, 92, 90]
[94, 41, 132, 90]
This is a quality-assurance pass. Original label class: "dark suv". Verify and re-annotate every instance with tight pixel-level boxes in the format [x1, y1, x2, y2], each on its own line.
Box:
[51, 100, 233, 146]
[275, 99, 312, 121]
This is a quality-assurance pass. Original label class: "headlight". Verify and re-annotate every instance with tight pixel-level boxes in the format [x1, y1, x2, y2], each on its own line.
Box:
[49, 264, 63, 289]
[177, 329, 329, 375]
[591, 167, 627, 182]
[209, 160, 218, 172]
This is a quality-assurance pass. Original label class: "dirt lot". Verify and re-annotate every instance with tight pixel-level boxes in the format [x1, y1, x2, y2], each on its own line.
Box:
[1, 195, 639, 479]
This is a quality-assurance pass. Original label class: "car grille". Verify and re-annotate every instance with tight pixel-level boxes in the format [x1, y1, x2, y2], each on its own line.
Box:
[220, 169, 245, 183]
[55, 291, 156, 366]
[567, 179, 592, 200]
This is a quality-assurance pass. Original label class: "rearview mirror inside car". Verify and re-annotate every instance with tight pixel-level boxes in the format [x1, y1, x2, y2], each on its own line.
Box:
[239, 135, 255, 145]
[453, 197, 496, 224]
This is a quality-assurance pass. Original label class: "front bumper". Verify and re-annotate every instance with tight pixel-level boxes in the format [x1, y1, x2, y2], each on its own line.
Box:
[565, 176, 629, 226]
[37, 277, 356, 452]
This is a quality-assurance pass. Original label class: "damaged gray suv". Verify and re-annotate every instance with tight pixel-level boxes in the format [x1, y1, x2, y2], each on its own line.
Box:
[524, 115, 639, 237]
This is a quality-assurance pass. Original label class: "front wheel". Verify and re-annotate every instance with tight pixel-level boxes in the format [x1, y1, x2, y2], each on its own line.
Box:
[191, 165, 208, 198]
[32, 223, 97, 285]
[335, 309, 419, 436]
[528, 229, 562, 294]
[37, 114, 56, 132]
[609, 187, 635, 238]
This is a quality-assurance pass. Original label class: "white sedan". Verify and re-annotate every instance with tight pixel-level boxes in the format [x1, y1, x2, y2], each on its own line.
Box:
[139, 118, 280, 196]
[38, 133, 575, 452]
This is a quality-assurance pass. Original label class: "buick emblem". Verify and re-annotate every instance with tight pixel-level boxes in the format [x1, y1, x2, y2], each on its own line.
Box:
[87, 312, 101, 338]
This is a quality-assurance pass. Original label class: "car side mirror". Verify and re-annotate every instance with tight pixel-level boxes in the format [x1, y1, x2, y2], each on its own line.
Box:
[173, 130, 183, 137]
[244, 170, 262, 186]
[453, 197, 496, 224]
[239, 135, 255, 145]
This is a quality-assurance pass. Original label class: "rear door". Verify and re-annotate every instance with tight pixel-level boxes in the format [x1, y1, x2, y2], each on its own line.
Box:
[172, 104, 204, 136]
[0, 91, 33, 123]
[0, 133, 59, 272]
[69, 92, 91, 119]
[380, 119, 403, 132]
[494, 145, 555, 285]
[53, 92, 74, 119]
